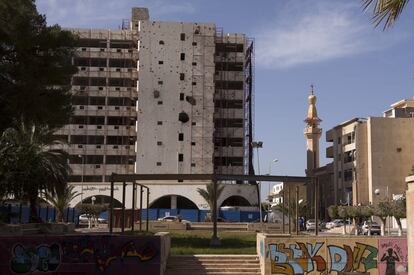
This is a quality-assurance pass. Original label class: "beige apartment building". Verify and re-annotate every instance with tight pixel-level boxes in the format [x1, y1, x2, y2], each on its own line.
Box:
[57, 8, 257, 209]
[325, 99, 414, 206]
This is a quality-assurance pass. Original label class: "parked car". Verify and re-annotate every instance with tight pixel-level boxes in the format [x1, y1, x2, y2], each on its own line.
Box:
[79, 214, 107, 224]
[157, 216, 179, 222]
[306, 219, 322, 231]
[326, 219, 344, 229]
[360, 221, 381, 235]
[157, 216, 191, 224]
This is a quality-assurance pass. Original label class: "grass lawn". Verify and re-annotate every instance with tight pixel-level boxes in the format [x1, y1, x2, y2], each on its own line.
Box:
[169, 230, 257, 255]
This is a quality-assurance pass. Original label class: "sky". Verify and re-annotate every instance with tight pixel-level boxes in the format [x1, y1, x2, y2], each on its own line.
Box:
[37, 0, 414, 195]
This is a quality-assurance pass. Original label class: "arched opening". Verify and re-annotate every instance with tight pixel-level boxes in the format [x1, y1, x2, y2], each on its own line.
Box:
[220, 196, 251, 207]
[76, 195, 122, 208]
[150, 195, 198, 209]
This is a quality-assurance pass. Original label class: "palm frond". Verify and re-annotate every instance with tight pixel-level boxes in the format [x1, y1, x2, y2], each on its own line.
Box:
[362, 0, 410, 29]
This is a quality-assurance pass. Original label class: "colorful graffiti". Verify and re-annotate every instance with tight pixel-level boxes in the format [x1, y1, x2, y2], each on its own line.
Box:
[266, 237, 407, 275]
[61, 236, 157, 273]
[10, 243, 60, 273]
[0, 235, 162, 275]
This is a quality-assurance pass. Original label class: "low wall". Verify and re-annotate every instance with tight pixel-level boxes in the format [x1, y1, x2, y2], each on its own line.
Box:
[257, 234, 408, 275]
[0, 233, 171, 275]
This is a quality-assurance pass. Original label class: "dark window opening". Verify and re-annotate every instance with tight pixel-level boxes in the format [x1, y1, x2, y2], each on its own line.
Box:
[157, 141, 163, 145]
[157, 121, 163, 125]
[156, 162, 162, 166]
[158, 61, 163, 65]
[180, 93, 185, 101]
[191, 142, 196, 146]
[178, 133, 184, 141]
[180, 73, 185, 80]
[215, 43, 244, 53]
[178, 154, 184, 162]
[158, 101, 163, 105]
[180, 53, 185, 60]
[180, 33, 185, 41]
[158, 81, 163, 85]
[192, 42, 197, 46]
[214, 118, 244, 128]
[159, 40, 164, 45]
[192, 62, 197, 66]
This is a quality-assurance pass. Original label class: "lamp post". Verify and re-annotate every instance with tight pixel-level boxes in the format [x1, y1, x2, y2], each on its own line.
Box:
[251, 141, 263, 228]
[268, 159, 278, 175]
[78, 155, 85, 203]
[374, 187, 390, 235]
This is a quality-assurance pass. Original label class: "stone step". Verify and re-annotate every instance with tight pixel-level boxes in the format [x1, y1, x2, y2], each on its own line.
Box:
[165, 255, 261, 275]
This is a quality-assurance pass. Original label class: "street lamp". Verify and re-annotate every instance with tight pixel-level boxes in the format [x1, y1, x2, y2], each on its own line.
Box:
[251, 141, 263, 228]
[78, 155, 85, 203]
[268, 158, 279, 175]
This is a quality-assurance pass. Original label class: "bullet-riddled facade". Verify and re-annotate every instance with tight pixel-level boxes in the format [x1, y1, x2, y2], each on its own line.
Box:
[62, 8, 256, 209]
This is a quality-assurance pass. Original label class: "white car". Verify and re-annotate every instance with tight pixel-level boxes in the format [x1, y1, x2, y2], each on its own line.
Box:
[360, 221, 381, 235]
[157, 216, 179, 222]
[79, 214, 107, 224]
[326, 219, 344, 229]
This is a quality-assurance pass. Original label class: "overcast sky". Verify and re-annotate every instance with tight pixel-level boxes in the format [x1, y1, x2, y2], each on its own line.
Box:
[37, 0, 414, 194]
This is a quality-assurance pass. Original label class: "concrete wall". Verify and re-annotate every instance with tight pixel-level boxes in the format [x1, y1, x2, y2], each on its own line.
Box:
[0, 234, 170, 275]
[257, 234, 408, 275]
[137, 20, 216, 174]
[405, 175, 414, 274]
[368, 117, 414, 204]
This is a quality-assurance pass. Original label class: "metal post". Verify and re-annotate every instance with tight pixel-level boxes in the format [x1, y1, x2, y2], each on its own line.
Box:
[109, 180, 114, 234]
[139, 185, 143, 231]
[314, 178, 319, 236]
[131, 182, 136, 232]
[121, 181, 126, 233]
[66, 207, 70, 223]
[146, 189, 149, 232]
[210, 180, 220, 246]
[45, 206, 49, 222]
[72, 208, 75, 223]
[19, 203, 22, 224]
[282, 188, 285, 234]
[288, 186, 291, 235]
[295, 186, 299, 235]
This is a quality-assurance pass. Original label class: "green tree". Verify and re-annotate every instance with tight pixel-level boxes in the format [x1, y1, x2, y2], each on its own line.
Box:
[0, 124, 70, 222]
[327, 205, 338, 220]
[391, 197, 406, 236]
[76, 204, 107, 228]
[43, 183, 80, 223]
[373, 201, 393, 236]
[363, 0, 410, 30]
[273, 200, 307, 232]
[197, 182, 225, 221]
[337, 205, 352, 235]
[0, 0, 78, 131]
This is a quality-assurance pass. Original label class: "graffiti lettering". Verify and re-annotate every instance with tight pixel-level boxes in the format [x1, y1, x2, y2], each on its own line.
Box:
[270, 242, 378, 274]
[10, 244, 60, 274]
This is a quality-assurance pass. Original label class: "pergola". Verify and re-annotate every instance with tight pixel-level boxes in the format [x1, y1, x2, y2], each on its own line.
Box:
[109, 173, 312, 244]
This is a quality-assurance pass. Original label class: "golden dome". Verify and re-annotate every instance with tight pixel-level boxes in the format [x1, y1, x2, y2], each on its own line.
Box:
[305, 88, 321, 126]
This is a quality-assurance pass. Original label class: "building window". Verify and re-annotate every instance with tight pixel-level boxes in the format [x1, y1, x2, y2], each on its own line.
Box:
[157, 141, 163, 145]
[180, 33, 185, 41]
[157, 121, 163, 125]
[158, 101, 163, 105]
[158, 81, 163, 85]
[191, 163, 196, 167]
[180, 53, 185, 60]
[180, 73, 185, 80]
[180, 93, 184, 100]
[192, 42, 197, 46]
[158, 61, 163, 65]
[191, 142, 196, 146]
[192, 82, 196, 86]
[337, 137, 341, 144]
[178, 154, 184, 162]
[159, 40, 164, 45]
[156, 162, 162, 166]
[178, 133, 184, 141]
[192, 122, 196, 126]
[192, 62, 197, 66]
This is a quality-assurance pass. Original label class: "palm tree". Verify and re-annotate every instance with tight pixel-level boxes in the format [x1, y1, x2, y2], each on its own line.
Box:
[43, 183, 80, 222]
[363, 0, 410, 29]
[0, 123, 70, 222]
[197, 182, 225, 212]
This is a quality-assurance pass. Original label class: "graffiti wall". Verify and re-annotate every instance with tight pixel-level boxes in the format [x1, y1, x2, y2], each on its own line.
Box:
[0, 235, 164, 275]
[257, 234, 407, 275]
